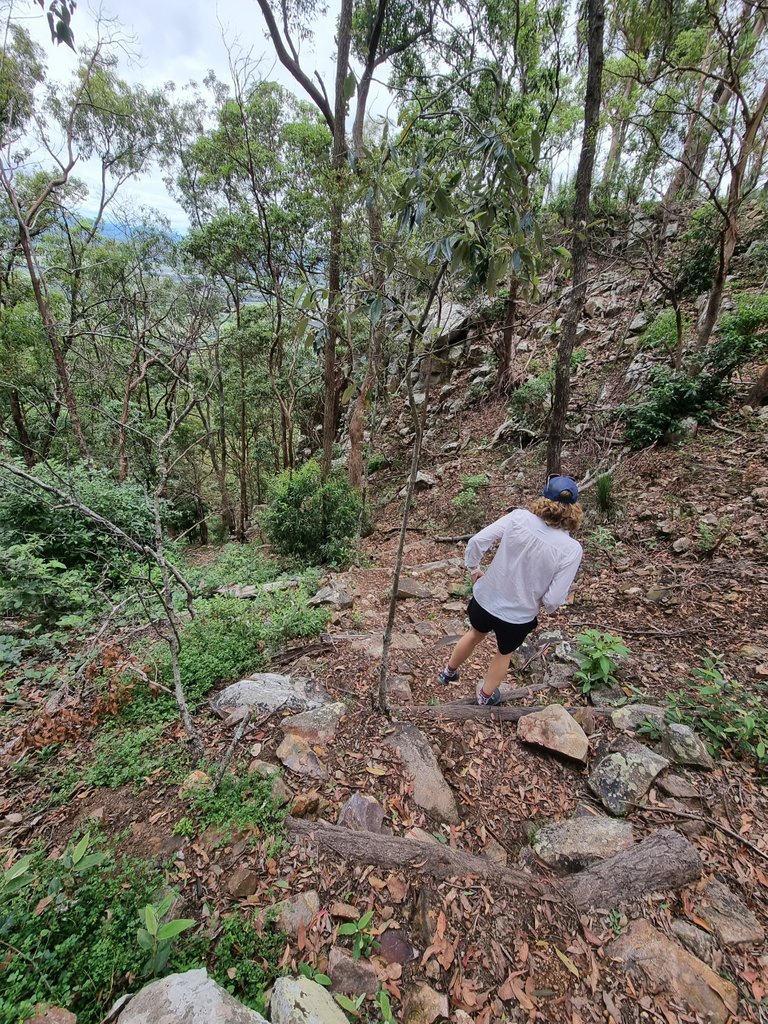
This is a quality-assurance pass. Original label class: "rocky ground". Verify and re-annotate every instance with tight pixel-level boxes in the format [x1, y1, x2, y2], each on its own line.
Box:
[3, 244, 768, 1024]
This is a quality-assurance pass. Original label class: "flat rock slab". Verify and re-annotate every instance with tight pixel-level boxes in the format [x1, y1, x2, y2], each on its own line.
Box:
[532, 817, 634, 870]
[115, 969, 268, 1023]
[386, 675, 413, 702]
[281, 703, 346, 745]
[337, 793, 385, 833]
[274, 890, 320, 937]
[659, 722, 715, 769]
[656, 773, 701, 799]
[352, 633, 424, 659]
[671, 919, 717, 965]
[589, 742, 669, 816]
[396, 577, 434, 600]
[212, 675, 329, 717]
[276, 735, 328, 781]
[694, 879, 765, 947]
[385, 724, 459, 824]
[308, 584, 353, 610]
[607, 919, 738, 1024]
[270, 976, 347, 1024]
[611, 704, 667, 731]
[328, 947, 378, 995]
[517, 704, 589, 763]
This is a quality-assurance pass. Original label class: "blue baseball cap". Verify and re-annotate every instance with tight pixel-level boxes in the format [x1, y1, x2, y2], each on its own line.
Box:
[542, 474, 579, 504]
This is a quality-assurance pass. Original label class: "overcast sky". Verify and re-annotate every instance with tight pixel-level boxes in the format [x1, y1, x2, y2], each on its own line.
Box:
[28, 0, 389, 231]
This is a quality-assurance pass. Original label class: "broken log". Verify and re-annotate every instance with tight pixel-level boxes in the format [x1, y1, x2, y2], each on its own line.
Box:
[286, 817, 545, 896]
[564, 828, 702, 912]
[407, 704, 545, 722]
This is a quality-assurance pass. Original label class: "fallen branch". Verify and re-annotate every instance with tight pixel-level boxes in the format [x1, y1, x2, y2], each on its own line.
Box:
[212, 710, 252, 792]
[286, 817, 546, 895]
[564, 828, 702, 911]
[434, 533, 472, 544]
[640, 806, 768, 863]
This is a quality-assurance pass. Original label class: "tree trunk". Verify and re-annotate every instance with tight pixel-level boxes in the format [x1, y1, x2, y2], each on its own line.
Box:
[376, 266, 446, 712]
[321, 0, 354, 480]
[18, 228, 90, 461]
[602, 76, 634, 187]
[546, 0, 604, 475]
[495, 279, 518, 393]
[696, 78, 768, 349]
[564, 828, 701, 911]
[9, 389, 36, 467]
[349, 201, 385, 489]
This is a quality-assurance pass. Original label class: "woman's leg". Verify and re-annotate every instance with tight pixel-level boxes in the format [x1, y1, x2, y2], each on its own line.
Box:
[446, 627, 487, 670]
[479, 650, 514, 698]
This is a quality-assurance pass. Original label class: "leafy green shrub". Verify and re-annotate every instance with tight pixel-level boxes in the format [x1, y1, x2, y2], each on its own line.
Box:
[675, 204, 719, 297]
[585, 526, 624, 554]
[159, 593, 328, 706]
[0, 540, 96, 624]
[620, 366, 726, 449]
[367, 453, 387, 474]
[0, 462, 178, 581]
[639, 309, 688, 355]
[509, 370, 553, 428]
[621, 294, 768, 448]
[573, 629, 630, 694]
[209, 914, 286, 1013]
[85, 724, 189, 790]
[666, 653, 768, 766]
[460, 473, 489, 490]
[263, 460, 361, 566]
[137, 893, 194, 977]
[0, 838, 196, 1024]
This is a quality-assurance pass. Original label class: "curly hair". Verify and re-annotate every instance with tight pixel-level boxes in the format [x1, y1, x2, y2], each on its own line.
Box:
[529, 496, 584, 534]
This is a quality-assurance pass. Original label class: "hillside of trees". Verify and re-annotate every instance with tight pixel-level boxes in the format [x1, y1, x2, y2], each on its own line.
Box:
[1, 1, 767, 1022]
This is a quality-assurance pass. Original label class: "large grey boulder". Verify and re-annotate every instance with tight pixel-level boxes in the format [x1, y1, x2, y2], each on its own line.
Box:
[115, 969, 268, 1023]
[532, 816, 634, 870]
[212, 675, 329, 718]
[270, 976, 348, 1024]
[385, 724, 459, 824]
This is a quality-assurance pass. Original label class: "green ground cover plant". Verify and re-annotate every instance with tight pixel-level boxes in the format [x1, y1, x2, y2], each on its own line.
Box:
[573, 629, 630, 694]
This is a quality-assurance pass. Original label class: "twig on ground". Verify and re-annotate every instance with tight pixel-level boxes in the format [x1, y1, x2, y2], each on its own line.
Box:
[640, 805, 768, 863]
[212, 700, 288, 791]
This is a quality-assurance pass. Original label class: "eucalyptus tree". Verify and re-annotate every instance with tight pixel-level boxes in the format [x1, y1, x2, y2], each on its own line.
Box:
[546, 0, 605, 476]
[0, 20, 168, 460]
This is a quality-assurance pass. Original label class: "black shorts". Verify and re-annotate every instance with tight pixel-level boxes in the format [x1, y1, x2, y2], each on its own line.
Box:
[467, 597, 537, 655]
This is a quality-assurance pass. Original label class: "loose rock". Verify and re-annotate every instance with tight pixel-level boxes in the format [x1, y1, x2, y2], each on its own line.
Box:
[694, 879, 765, 947]
[179, 770, 211, 797]
[517, 704, 589, 763]
[532, 817, 634, 870]
[114, 969, 268, 1023]
[276, 735, 328, 780]
[385, 724, 459, 824]
[607, 919, 738, 1024]
[589, 741, 669, 815]
[307, 584, 353, 610]
[275, 890, 320, 938]
[402, 982, 449, 1024]
[671, 919, 718, 965]
[659, 722, 715, 770]
[611, 704, 667, 731]
[227, 865, 260, 899]
[379, 929, 418, 965]
[396, 578, 433, 600]
[281, 703, 346, 746]
[212, 675, 329, 718]
[328, 947, 378, 995]
[656, 773, 700, 799]
[24, 1009, 77, 1024]
[337, 793, 385, 833]
[270, 976, 347, 1024]
[386, 675, 413, 702]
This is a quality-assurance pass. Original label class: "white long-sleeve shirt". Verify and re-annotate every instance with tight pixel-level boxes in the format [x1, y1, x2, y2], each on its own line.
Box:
[464, 509, 583, 623]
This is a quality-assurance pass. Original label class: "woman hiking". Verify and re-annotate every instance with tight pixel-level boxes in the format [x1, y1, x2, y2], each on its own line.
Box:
[438, 475, 584, 706]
